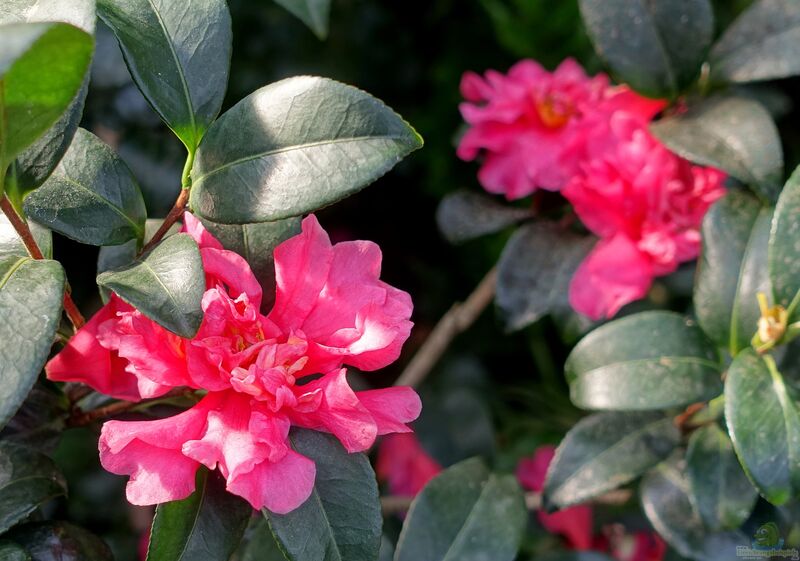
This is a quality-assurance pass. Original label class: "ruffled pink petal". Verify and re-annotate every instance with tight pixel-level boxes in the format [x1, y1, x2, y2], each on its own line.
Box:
[538, 507, 594, 551]
[99, 396, 213, 505]
[269, 215, 413, 374]
[182, 392, 288, 481]
[376, 433, 441, 497]
[569, 235, 654, 320]
[356, 387, 421, 435]
[201, 248, 262, 308]
[181, 212, 224, 250]
[46, 296, 142, 401]
[226, 449, 315, 513]
[269, 215, 333, 330]
[290, 369, 377, 453]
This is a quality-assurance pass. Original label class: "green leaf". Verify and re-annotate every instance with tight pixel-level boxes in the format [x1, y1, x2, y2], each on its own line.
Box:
[565, 312, 722, 411]
[650, 95, 783, 203]
[190, 76, 423, 224]
[686, 423, 758, 531]
[263, 428, 381, 561]
[0, 0, 94, 202]
[641, 455, 746, 561]
[395, 458, 526, 561]
[0, 541, 29, 561]
[0, 22, 93, 172]
[694, 190, 773, 355]
[7, 521, 113, 561]
[198, 216, 301, 311]
[97, 0, 231, 151]
[96, 233, 204, 338]
[496, 222, 594, 332]
[0, 213, 51, 259]
[710, 0, 800, 85]
[0, 381, 69, 454]
[23, 128, 147, 246]
[237, 519, 288, 561]
[769, 167, 800, 321]
[0, 256, 64, 429]
[543, 411, 680, 509]
[273, 0, 331, 40]
[578, 0, 714, 98]
[725, 350, 800, 506]
[147, 469, 251, 561]
[96, 218, 180, 303]
[0, 442, 66, 533]
[436, 190, 530, 244]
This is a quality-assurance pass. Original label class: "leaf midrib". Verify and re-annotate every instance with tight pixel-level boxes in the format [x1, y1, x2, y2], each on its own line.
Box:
[144, 0, 197, 144]
[192, 134, 412, 186]
[549, 417, 674, 505]
[47, 173, 144, 237]
[577, 356, 721, 380]
[440, 476, 493, 561]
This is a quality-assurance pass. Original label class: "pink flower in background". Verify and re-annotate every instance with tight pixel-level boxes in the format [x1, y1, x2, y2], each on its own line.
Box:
[47, 213, 420, 514]
[376, 433, 442, 497]
[457, 58, 664, 199]
[563, 114, 726, 319]
[517, 446, 665, 561]
[516, 446, 594, 550]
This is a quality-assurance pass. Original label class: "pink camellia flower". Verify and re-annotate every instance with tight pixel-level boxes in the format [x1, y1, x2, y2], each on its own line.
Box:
[47, 213, 420, 514]
[517, 446, 594, 550]
[563, 114, 726, 320]
[457, 58, 665, 199]
[376, 432, 442, 497]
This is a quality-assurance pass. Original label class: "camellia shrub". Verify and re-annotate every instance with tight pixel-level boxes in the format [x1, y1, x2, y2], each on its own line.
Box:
[2, 0, 800, 561]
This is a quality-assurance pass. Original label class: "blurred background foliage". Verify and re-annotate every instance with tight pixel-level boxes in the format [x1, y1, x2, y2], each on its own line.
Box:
[51, 1, 800, 558]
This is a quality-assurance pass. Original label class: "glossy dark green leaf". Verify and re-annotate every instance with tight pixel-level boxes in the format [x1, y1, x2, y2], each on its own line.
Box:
[23, 128, 146, 246]
[0, 442, 66, 533]
[0, 541, 29, 561]
[694, 191, 773, 355]
[578, 0, 713, 97]
[543, 411, 680, 509]
[496, 222, 594, 332]
[0, 22, 92, 167]
[237, 519, 287, 561]
[198, 216, 301, 310]
[96, 233, 204, 337]
[769, 167, 800, 321]
[0, 0, 94, 201]
[0, 382, 68, 454]
[97, 0, 231, 151]
[190, 76, 423, 224]
[650, 96, 783, 202]
[0, 213, 51, 259]
[395, 458, 526, 561]
[686, 423, 758, 531]
[7, 521, 113, 561]
[0, 256, 64, 429]
[436, 190, 530, 244]
[710, 0, 800, 85]
[565, 312, 722, 411]
[264, 428, 381, 561]
[641, 455, 746, 561]
[96, 218, 179, 303]
[147, 469, 251, 561]
[273, 0, 331, 39]
[725, 350, 800, 506]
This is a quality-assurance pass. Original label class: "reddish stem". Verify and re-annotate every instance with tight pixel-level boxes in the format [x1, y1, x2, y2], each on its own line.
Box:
[0, 194, 85, 329]
[140, 188, 190, 254]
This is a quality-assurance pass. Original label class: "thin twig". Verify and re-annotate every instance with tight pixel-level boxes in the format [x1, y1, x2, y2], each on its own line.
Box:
[67, 388, 192, 427]
[140, 188, 190, 254]
[381, 495, 414, 515]
[394, 266, 498, 388]
[0, 194, 85, 329]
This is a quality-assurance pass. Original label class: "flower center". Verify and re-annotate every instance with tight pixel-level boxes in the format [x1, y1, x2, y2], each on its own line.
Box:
[535, 94, 575, 128]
